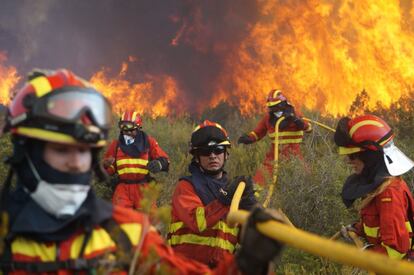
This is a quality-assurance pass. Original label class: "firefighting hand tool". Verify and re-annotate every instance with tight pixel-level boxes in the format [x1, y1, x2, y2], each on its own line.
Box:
[263, 116, 285, 208]
[227, 208, 414, 275]
[236, 206, 284, 275]
[303, 117, 336, 132]
[147, 159, 162, 173]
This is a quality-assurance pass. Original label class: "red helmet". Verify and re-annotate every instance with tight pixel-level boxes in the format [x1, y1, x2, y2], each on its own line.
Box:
[334, 114, 393, 155]
[266, 89, 287, 108]
[119, 110, 142, 131]
[190, 120, 231, 154]
[9, 69, 112, 147]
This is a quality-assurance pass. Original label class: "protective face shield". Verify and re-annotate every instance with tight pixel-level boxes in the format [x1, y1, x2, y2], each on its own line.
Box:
[273, 111, 283, 118]
[383, 141, 414, 176]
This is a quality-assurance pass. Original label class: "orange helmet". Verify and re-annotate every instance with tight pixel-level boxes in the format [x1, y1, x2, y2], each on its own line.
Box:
[334, 114, 413, 176]
[190, 120, 231, 154]
[266, 89, 287, 108]
[119, 110, 142, 131]
[9, 69, 112, 147]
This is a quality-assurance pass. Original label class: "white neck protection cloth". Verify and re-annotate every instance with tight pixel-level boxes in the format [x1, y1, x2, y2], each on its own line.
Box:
[26, 155, 90, 218]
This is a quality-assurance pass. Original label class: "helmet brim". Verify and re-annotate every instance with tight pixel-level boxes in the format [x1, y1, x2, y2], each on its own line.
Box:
[383, 142, 414, 176]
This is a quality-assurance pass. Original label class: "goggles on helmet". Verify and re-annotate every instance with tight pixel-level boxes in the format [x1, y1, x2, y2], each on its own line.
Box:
[195, 145, 226, 156]
[119, 121, 139, 131]
[31, 88, 112, 128]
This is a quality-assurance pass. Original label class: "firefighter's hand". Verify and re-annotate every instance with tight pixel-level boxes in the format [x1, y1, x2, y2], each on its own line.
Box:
[238, 134, 254, 145]
[237, 176, 258, 210]
[236, 206, 284, 275]
[147, 160, 162, 173]
[102, 157, 115, 168]
[218, 176, 247, 206]
[340, 224, 358, 243]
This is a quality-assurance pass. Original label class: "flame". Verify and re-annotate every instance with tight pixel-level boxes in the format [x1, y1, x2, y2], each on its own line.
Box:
[212, 0, 414, 115]
[90, 62, 179, 117]
[0, 52, 20, 104]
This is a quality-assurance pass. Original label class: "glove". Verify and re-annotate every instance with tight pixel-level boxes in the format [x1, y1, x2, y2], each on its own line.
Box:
[237, 176, 258, 210]
[293, 117, 305, 129]
[340, 224, 358, 243]
[147, 159, 162, 173]
[236, 206, 284, 275]
[238, 134, 254, 145]
[102, 157, 115, 169]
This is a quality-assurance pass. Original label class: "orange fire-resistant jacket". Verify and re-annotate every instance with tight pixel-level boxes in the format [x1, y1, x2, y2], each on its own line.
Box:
[247, 112, 312, 159]
[104, 136, 169, 183]
[167, 179, 239, 267]
[4, 205, 240, 275]
[104, 135, 169, 209]
[353, 177, 414, 260]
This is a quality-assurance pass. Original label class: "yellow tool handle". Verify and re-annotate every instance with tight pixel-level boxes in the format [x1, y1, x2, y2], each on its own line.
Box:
[227, 210, 414, 275]
[303, 117, 336, 132]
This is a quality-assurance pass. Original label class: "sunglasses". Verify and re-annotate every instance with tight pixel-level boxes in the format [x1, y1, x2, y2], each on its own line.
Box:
[196, 146, 226, 156]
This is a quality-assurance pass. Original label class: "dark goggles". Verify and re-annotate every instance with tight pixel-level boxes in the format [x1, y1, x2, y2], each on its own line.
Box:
[32, 88, 112, 128]
[119, 121, 138, 131]
[195, 145, 226, 156]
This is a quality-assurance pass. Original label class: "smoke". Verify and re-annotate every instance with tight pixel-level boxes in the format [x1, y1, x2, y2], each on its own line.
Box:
[0, 0, 259, 112]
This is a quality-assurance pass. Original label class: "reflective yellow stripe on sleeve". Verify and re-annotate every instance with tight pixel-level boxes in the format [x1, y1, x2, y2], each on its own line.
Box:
[12, 237, 56, 261]
[196, 207, 207, 232]
[249, 131, 259, 140]
[381, 243, 406, 260]
[277, 138, 303, 144]
[168, 234, 236, 253]
[120, 223, 142, 246]
[212, 221, 239, 237]
[363, 224, 379, 238]
[168, 221, 184, 234]
[70, 228, 116, 258]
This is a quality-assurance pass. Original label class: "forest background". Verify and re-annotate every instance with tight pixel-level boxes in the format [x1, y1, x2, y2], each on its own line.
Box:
[0, 90, 413, 274]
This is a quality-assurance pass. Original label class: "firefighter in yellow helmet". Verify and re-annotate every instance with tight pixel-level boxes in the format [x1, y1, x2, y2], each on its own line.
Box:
[0, 69, 283, 274]
[334, 114, 414, 259]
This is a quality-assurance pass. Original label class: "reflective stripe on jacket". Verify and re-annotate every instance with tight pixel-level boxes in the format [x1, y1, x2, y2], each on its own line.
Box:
[7, 206, 149, 274]
[356, 178, 414, 260]
[167, 180, 239, 267]
[104, 136, 169, 182]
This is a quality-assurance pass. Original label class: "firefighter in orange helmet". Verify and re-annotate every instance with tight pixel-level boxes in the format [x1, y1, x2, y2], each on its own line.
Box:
[168, 120, 258, 268]
[102, 110, 169, 210]
[238, 89, 312, 184]
[334, 114, 414, 259]
[0, 69, 283, 274]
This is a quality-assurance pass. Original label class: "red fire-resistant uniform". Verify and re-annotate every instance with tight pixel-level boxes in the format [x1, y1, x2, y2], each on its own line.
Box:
[353, 177, 414, 259]
[5, 204, 240, 275]
[167, 179, 239, 267]
[104, 136, 169, 209]
[247, 112, 311, 184]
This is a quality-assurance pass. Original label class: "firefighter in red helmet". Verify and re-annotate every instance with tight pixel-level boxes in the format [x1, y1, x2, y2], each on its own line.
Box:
[0, 69, 283, 274]
[238, 89, 312, 184]
[102, 110, 169, 210]
[168, 120, 258, 268]
[334, 114, 414, 260]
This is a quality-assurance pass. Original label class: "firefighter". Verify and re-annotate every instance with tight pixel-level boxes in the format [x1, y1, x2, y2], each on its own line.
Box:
[102, 110, 169, 210]
[238, 89, 311, 184]
[168, 120, 258, 268]
[0, 69, 283, 274]
[334, 114, 414, 259]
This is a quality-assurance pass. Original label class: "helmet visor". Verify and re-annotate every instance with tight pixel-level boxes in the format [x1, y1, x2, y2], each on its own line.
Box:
[119, 121, 138, 131]
[35, 88, 112, 128]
